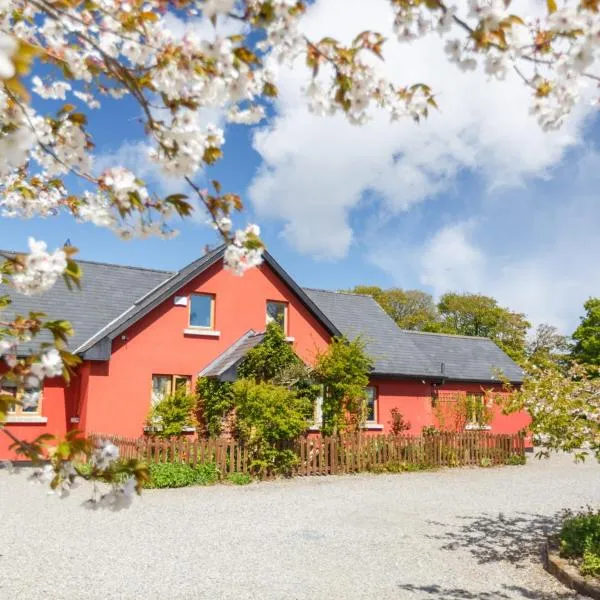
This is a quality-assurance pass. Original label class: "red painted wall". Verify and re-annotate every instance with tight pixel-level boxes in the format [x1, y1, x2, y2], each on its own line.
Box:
[82, 261, 332, 437]
[372, 378, 530, 441]
[0, 375, 74, 460]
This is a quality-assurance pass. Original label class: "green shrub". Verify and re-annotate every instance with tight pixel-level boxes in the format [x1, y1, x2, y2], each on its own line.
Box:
[196, 377, 234, 437]
[147, 386, 197, 437]
[479, 457, 493, 468]
[227, 472, 252, 485]
[560, 509, 600, 578]
[233, 379, 309, 477]
[504, 454, 527, 466]
[145, 462, 220, 488]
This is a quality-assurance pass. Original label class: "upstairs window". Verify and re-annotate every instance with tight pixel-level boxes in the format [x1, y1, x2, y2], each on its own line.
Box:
[1, 380, 42, 415]
[266, 300, 287, 333]
[151, 374, 191, 406]
[189, 293, 215, 329]
[365, 386, 377, 423]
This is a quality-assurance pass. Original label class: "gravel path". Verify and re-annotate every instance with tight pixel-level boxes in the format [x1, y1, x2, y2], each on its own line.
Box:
[1, 453, 599, 600]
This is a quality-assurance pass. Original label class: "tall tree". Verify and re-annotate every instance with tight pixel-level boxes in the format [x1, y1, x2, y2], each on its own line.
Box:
[572, 298, 600, 368]
[349, 286, 438, 331]
[437, 293, 530, 363]
[527, 323, 570, 369]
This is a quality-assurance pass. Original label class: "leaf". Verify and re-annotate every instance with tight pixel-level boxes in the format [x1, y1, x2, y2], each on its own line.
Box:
[547, 0, 557, 13]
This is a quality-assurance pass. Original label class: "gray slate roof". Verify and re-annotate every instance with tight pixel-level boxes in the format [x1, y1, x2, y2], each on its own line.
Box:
[0, 256, 170, 354]
[1, 250, 524, 382]
[199, 330, 265, 381]
[303, 289, 524, 383]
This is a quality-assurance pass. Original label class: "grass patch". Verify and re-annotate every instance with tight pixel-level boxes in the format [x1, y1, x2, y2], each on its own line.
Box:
[227, 472, 253, 485]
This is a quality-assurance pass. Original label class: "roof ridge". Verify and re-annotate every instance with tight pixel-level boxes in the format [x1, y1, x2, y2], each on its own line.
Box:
[399, 329, 491, 341]
[303, 287, 373, 298]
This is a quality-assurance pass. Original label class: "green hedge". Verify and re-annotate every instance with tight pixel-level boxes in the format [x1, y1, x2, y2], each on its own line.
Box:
[144, 462, 220, 489]
[560, 508, 600, 577]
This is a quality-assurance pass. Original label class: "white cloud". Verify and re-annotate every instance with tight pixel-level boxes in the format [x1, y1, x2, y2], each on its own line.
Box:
[369, 148, 600, 332]
[248, 0, 595, 258]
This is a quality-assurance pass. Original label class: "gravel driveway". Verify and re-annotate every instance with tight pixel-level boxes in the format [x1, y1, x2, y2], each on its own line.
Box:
[1, 453, 599, 600]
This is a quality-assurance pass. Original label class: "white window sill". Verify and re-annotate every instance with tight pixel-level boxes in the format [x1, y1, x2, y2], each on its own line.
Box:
[183, 329, 220, 337]
[6, 416, 48, 424]
[362, 423, 384, 431]
[285, 336, 295, 343]
[308, 425, 321, 432]
[465, 424, 492, 431]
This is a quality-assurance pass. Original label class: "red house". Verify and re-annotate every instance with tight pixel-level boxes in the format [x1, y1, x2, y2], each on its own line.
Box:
[0, 246, 528, 458]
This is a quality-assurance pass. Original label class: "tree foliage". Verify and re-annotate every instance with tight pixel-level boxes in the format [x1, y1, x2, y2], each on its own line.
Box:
[504, 361, 600, 462]
[195, 377, 234, 438]
[146, 385, 197, 438]
[572, 298, 600, 368]
[348, 286, 438, 331]
[237, 322, 301, 382]
[526, 323, 571, 369]
[232, 379, 311, 476]
[437, 293, 530, 363]
[313, 337, 373, 436]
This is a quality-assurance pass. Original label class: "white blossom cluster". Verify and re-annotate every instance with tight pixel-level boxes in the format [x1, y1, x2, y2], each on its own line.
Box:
[223, 224, 264, 276]
[90, 440, 120, 470]
[391, 0, 600, 131]
[11, 238, 67, 296]
[30, 348, 64, 380]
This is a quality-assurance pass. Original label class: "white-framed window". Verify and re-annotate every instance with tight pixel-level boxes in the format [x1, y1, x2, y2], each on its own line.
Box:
[151, 374, 191, 406]
[365, 386, 377, 423]
[266, 300, 287, 333]
[189, 293, 215, 329]
[1, 379, 43, 415]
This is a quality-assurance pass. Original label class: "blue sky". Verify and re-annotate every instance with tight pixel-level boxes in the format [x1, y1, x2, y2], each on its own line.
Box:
[3, 0, 600, 334]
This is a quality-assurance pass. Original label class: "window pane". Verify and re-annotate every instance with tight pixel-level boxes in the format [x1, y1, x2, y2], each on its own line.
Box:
[152, 376, 172, 406]
[266, 301, 286, 329]
[190, 294, 213, 328]
[365, 386, 376, 422]
[174, 376, 190, 392]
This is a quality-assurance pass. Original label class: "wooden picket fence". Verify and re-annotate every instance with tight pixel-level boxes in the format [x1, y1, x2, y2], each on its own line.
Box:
[90, 431, 525, 478]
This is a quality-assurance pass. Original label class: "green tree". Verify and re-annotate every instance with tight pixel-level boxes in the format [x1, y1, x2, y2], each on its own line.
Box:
[195, 377, 234, 438]
[527, 323, 570, 369]
[313, 337, 373, 436]
[504, 361, 600, 462]
[232, 379, 311, 476]
[572, 298, 600, 368]
[437, 293, 530, 363]
[349, 286, 439, 331]
[237, 322, 301, 382]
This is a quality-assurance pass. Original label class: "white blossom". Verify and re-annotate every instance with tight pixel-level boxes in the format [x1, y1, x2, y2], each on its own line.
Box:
[11, 238, 67, 296]
[0, 33, 16, 79]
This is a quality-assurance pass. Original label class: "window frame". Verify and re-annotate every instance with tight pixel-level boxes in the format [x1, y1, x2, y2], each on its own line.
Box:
[364, 385, 378, 424]
[188, 293, 216, 330]
[1, 381, 43, 416]
[266, 299, 288, 334]
[151, 374, 192, 407]
[464, 392, 492, 430]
